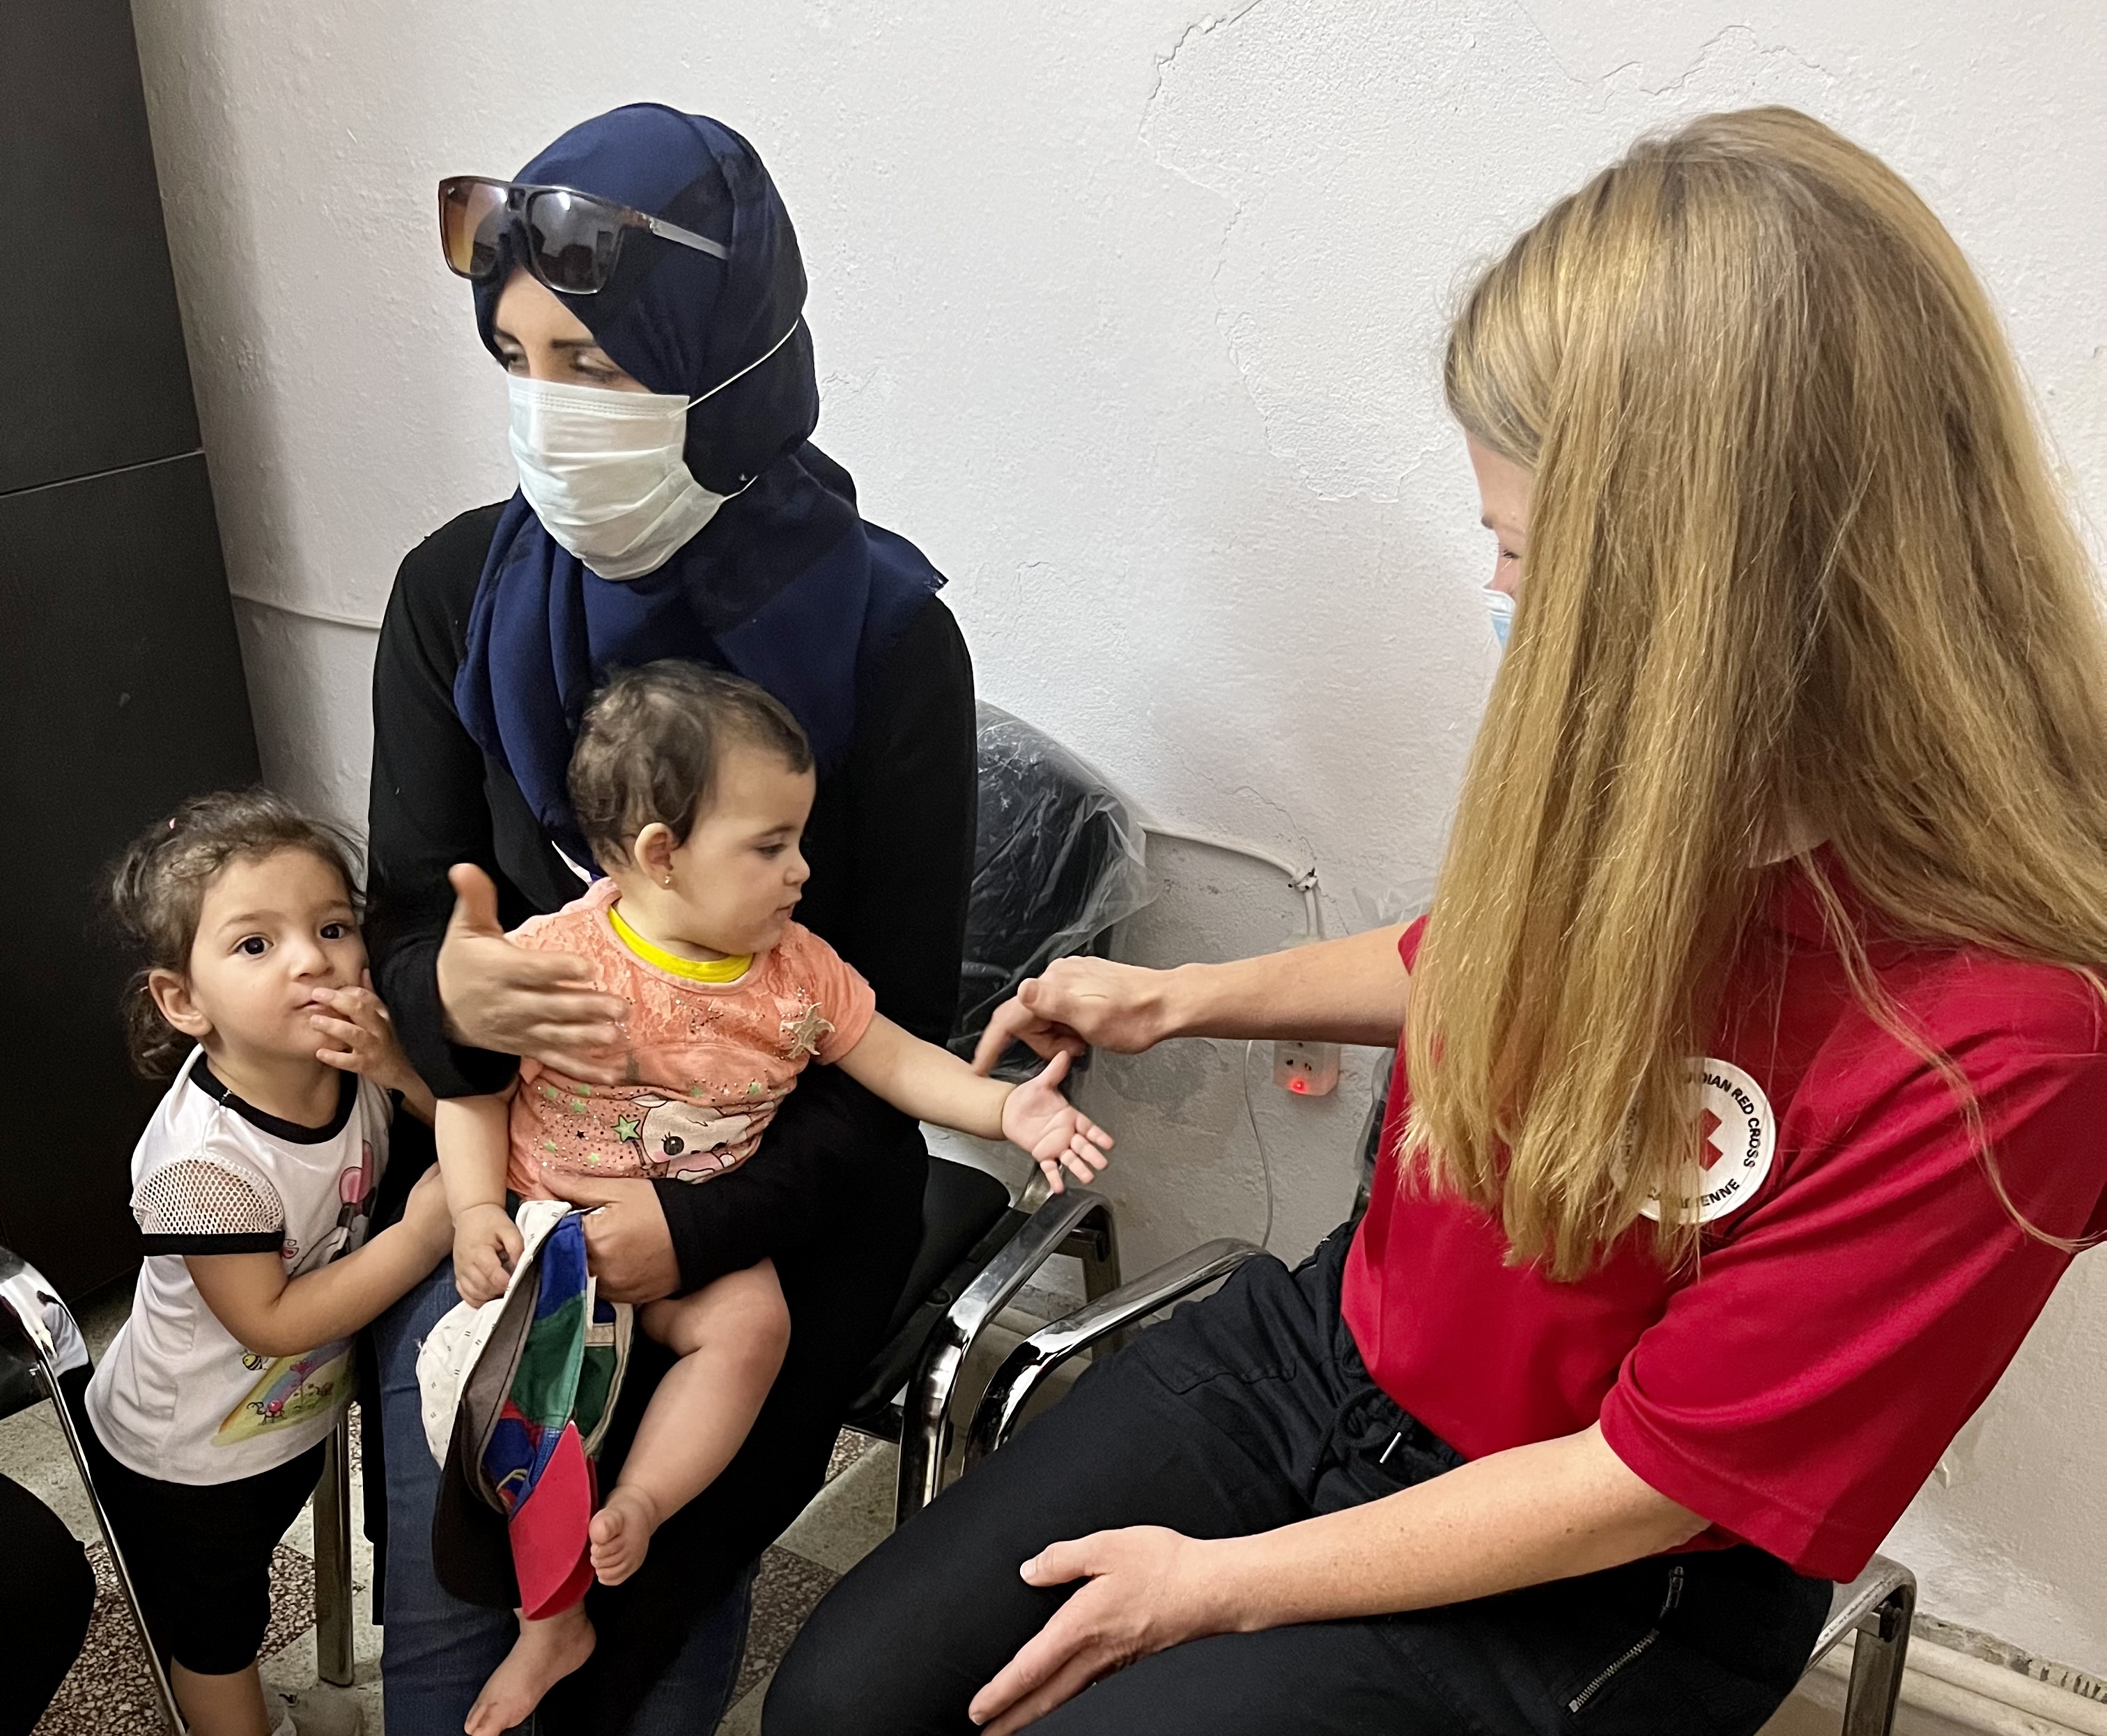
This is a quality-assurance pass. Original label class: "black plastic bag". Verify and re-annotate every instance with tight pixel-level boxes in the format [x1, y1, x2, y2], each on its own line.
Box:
[951, 704, 1152, 1071]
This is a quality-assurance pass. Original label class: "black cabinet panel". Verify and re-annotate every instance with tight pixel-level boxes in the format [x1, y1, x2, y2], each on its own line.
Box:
[0, 0, 201, 495]
[0, 454, 258, 1294]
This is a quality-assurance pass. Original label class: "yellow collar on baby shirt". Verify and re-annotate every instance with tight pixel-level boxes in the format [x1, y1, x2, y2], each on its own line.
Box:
[608, 901, 752, 984]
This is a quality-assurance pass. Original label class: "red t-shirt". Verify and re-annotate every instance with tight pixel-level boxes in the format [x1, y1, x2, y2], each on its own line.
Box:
[1340, 862, 2107, 1581]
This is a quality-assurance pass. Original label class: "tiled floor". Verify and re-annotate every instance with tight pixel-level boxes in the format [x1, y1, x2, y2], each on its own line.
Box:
[722, 1436, 900, 1733]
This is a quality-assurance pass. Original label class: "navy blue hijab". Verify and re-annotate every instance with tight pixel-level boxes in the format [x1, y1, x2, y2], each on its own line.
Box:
[452, 105, 944, 860]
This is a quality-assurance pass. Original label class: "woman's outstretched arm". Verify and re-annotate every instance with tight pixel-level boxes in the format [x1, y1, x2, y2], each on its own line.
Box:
[971, 923, 1412, 1071]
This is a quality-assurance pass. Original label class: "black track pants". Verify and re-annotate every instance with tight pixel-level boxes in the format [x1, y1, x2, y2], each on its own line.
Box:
[766, 1226, 1830, 1736]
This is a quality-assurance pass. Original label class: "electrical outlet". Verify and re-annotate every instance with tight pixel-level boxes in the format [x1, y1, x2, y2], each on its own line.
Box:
[1272, 1040, 1341, 1097]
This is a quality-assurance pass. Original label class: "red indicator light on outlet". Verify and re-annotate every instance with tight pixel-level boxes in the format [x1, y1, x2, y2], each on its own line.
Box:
[1290, 1078, 1308, 1092]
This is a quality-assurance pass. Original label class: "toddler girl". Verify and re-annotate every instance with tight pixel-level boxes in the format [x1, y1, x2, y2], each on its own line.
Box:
[84, 791, 452, 1736]
[439, 661, 1113, 1735]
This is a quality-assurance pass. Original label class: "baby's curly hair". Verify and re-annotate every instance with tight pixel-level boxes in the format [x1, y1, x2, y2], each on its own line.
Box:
[109, 789, 362, 1077]
[569, 662, 812, 869]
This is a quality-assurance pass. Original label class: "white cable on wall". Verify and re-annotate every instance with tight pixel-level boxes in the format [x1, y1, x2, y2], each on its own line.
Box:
[1137, 820, 1324, 940]
[1812, 1636, 2107, 1736]
[1138, 820, 1327, 1256]
[227, 589, 385, 633]
[1241, 1039, 1277, 1251]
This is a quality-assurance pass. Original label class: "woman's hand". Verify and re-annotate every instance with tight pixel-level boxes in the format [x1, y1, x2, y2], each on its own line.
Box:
[311, 973, 436, 1120]
[971, 958, 1180, 1075]
[534, 1171, 683, 1305]
[998, 1051, 1114, 1193]
[435, 865, 631, 1085]
[969, 1527, 1235, 1733]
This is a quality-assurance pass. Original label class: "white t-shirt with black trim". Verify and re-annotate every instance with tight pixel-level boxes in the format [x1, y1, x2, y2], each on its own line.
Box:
[86, 1051, 392, 1485]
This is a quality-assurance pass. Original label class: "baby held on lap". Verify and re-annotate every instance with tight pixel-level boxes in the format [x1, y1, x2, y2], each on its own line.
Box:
[438, 660, 1114, 1736]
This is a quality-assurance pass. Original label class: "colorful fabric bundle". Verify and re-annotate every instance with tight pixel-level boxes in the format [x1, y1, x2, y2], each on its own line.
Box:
[484, 1210, 594, 1617]
[419, 1201, 631, 1614]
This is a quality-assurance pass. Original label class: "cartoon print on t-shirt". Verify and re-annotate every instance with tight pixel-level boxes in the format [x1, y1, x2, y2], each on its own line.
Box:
[780, 1000, 835, 1060]
[311, 1140, 377, 1265]
[625, 1096, 756, 1181]
[213, 1136, 373, 1446]
[214, 1342, 353, 1445]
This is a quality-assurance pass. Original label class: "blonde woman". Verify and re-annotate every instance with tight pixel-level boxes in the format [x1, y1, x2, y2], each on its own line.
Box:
[766, 109, 2107, 1736]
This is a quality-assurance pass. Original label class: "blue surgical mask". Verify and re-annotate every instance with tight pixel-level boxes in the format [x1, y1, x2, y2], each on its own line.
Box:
[1483, 587, 1515, 652]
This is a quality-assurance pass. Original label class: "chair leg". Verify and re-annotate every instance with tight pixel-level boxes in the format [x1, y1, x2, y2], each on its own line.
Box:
[312, 1410, 355, 1688]
[1065, 1207, 1120, 1302]
[36, 1367, 187, 1734]
[1060, 1202, 1122, 1350]
[1841, 1581, 1915, 1736]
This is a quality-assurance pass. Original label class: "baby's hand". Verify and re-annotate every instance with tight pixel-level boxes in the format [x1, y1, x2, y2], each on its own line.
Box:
[312, 975, 420, 1096]
[453, 1203, 523, 1306]
[999, 1051, 1113, 1194]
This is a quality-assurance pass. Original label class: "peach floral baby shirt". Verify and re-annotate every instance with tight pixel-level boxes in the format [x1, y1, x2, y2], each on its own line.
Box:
[507, 878, 876, 1194]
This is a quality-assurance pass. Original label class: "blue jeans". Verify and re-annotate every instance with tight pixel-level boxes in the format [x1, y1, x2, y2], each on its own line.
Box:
[374, 1257, 754, 1735]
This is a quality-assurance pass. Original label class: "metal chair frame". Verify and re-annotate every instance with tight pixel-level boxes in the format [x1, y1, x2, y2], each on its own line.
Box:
[885, 1177, 1120, 1526]
[964, 1236, 1261, 1476]
[1810, 1556, 1917, 1736]
[1, 1251, 187, 1735]
[313, 1415, 356, 1689]
[0, 1247, 360, 1733]
[965, 1243, 1920, 1736]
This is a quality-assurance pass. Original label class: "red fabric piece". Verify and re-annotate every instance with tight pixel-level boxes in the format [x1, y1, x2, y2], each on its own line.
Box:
[509, 1422, 597, 1620]
[1341, 862, 2107, 1581]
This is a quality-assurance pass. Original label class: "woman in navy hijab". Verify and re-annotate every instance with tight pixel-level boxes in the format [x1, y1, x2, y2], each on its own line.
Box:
[362, 105, 976, 1735]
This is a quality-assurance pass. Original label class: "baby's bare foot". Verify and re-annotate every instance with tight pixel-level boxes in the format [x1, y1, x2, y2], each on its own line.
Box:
[464, 1602, 596, 1736]
[589, 1485, 664, 1586]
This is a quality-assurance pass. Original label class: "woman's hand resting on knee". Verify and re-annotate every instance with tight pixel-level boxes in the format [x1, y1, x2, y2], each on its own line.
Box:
[435, 865, 632, 1084]
[968, 1526, 1233, 1733]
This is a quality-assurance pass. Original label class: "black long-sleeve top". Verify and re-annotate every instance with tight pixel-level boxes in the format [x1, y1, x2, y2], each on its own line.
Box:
[362, 502, 976, 1732]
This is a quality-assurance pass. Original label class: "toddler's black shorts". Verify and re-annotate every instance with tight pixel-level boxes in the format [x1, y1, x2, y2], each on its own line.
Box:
[82, 1416, 327, 1676]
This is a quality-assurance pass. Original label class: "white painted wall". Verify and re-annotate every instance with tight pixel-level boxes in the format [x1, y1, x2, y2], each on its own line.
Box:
[128, 0, 2107, 1675]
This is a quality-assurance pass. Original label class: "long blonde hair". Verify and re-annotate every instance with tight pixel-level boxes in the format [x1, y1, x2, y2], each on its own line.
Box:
[1411, 106, 2107, 1280]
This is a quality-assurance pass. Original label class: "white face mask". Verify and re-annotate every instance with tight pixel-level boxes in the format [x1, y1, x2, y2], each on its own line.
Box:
[507, 320, 803, 580]
[507, 378, 729, 581]
[1484, 586, 1516, 652]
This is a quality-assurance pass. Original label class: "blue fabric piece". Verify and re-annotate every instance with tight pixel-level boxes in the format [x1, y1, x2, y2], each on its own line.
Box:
[534, 1207, 591, 1326]
[452, 105, 944, 860]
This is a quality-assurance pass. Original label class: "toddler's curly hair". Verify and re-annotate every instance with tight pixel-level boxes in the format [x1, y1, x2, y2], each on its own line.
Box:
[109, 789, 362, 1077]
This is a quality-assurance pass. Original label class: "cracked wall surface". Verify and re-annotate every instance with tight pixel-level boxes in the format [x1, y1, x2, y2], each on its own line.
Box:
[127, 0, 2107, 1673]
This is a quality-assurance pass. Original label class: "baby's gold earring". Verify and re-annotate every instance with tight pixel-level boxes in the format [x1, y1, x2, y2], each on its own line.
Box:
[662, 874, 674, 888]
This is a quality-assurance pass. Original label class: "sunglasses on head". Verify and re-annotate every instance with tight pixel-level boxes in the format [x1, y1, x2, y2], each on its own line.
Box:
[438, 176, 729, 296]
